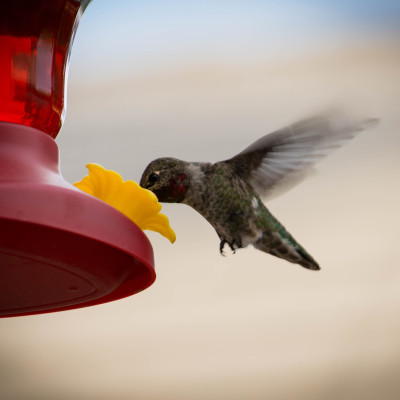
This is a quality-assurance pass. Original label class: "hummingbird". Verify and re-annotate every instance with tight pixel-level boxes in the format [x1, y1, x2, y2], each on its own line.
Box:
[140, 112, 377, 270]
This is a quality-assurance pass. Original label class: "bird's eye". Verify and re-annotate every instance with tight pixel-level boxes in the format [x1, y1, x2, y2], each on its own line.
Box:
[147, 172, 160, 187]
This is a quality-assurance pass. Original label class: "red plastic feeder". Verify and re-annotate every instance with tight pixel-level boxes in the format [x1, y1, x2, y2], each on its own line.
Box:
[0, 0, 155, 317]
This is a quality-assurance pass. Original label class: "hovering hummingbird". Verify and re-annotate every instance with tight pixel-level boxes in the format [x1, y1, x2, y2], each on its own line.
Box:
[140, 112, 377, 270]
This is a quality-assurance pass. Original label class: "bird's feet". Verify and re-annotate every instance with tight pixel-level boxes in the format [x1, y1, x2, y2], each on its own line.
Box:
[219, 239, 240, 256]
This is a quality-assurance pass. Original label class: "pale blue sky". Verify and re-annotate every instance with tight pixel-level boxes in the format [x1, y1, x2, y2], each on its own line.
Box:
[71, 0, 400, 81]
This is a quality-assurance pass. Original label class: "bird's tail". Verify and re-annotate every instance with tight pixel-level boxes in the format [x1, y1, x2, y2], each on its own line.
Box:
[254, 231, 320, 270]
[253, 212, 320, 270]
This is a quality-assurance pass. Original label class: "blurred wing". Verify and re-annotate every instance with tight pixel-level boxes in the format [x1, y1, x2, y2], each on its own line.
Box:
[222, 112, 378, 200]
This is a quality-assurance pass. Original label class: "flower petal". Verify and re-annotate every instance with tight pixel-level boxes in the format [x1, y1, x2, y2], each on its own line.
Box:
[74, 164, 176, 243]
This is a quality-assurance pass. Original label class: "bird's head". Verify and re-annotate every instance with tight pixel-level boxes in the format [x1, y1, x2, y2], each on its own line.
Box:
[140, 157, 190, 203]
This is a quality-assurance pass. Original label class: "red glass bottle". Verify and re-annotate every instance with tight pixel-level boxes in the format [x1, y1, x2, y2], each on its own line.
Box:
[0, 0, 87, 137]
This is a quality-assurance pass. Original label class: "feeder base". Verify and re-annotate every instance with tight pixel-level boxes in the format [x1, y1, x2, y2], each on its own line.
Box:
[0, 123, 155, 317]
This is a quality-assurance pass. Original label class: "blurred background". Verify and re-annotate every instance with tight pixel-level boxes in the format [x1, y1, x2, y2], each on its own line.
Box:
[1, 0, 400, 399]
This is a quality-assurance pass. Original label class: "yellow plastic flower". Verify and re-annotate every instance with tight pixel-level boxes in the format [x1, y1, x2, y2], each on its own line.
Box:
[74, 164, 176, 243]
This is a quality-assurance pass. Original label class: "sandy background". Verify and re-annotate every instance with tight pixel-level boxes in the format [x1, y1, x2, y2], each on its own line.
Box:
[1, 1, 400, 399]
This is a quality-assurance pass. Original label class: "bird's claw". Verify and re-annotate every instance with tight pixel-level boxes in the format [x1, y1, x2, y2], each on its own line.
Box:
[219, 240, 237, 256]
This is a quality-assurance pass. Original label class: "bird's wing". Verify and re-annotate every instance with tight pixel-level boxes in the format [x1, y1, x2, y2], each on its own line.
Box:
[222, 111, 378, 200]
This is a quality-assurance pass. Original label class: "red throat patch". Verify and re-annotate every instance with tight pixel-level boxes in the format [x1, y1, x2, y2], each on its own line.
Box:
[169, 173, 187, 200]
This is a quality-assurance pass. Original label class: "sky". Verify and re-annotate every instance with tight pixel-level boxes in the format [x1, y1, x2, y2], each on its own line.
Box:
[1, 1, 400, 399]
[71, 0, 400, 80]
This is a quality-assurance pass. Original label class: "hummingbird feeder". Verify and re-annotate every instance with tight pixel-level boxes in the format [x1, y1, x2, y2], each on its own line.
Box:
[0, 0, 157, 317]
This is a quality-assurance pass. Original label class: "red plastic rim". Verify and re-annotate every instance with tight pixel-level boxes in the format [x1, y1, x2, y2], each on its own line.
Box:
[0, 123, 156, 317]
